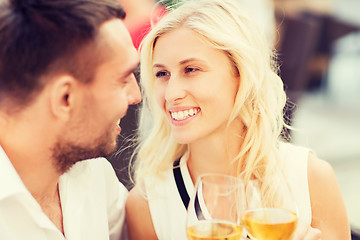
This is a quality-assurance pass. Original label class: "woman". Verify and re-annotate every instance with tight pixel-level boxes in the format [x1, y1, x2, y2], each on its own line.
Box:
[126, 0, 351, 239]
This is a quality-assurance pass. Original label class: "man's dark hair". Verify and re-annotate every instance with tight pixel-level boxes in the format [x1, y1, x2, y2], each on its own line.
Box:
[0, 0, 125, 111]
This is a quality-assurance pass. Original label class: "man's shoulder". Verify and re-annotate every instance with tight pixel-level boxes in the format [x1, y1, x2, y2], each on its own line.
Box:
[66, 157, 112, 176]
[62, 157, 124, 190]
[61, 157, 127, 199]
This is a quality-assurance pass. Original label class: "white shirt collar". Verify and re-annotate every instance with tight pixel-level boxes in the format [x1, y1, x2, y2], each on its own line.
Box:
[0, 146, 127, 239]
[0, 145, 29, 201]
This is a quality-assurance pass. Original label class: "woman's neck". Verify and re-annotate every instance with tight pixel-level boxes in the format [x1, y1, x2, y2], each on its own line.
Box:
[186, 121, 245, 183]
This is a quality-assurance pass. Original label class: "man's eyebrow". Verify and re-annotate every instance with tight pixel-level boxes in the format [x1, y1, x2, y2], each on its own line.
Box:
[122, 62, 140, 77]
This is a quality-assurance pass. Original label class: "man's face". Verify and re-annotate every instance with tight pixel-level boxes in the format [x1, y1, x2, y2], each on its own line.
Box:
[52, 19, 141, 173]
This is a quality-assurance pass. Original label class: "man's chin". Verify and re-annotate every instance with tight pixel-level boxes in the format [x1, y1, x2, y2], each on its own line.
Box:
[52, 141, 115, 174]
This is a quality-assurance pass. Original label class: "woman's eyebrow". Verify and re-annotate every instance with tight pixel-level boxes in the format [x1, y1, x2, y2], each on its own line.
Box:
[153, 63, 166, 69]
[179, 58, 204, 65]
[153, 58, 205, 69]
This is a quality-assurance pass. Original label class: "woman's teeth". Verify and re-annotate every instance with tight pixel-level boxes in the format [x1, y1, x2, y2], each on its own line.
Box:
[171, 108, 200, 121]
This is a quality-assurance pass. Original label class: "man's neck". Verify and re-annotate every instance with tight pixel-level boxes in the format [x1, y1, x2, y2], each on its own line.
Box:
[36, 183, 64, 235]
[0, 112, 60, 196]
[4, 143, 61, 198]
[0, 93, 65, 234]
[0, 129, 64, 234]
[10, 147, 64, 234]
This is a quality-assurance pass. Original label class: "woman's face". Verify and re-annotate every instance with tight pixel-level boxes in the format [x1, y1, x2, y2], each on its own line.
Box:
[152, 27, 239, 144]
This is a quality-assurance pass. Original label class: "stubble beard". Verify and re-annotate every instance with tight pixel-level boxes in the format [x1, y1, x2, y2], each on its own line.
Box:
[51, 129, 118, 174]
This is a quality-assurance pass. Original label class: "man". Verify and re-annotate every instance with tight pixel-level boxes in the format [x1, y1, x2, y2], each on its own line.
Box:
[0, 0, 141, 239]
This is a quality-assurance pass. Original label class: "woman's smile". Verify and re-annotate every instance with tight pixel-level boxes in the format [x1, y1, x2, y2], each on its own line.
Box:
[169, 107, 201, 126]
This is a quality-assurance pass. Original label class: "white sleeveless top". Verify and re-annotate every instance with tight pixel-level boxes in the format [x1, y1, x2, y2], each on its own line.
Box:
[145, 142, 311, 240]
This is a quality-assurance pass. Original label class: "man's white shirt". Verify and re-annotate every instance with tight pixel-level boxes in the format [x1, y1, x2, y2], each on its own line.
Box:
[0, 145, 128, 240]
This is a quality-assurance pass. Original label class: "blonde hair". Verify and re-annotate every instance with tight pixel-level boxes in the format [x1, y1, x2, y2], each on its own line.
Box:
[133, 0, 288, 206]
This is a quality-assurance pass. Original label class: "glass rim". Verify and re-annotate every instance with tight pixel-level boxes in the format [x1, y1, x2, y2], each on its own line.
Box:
[196, 173, 243, 185]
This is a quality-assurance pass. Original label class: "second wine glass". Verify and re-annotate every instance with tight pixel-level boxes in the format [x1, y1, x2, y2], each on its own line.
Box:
[241, 172, 298, 240]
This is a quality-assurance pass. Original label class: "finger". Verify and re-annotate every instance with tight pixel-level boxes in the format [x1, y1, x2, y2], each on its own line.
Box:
[293, 220, 309, 239]
[303, 228, 322, 240]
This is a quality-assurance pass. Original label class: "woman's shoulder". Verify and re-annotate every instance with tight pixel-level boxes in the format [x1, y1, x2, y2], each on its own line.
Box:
[279, 142, 335, 181]
[307, 153, 351, 239]
[126, 184, 158, 239]
[307, 152, 338, 203]
[306, 152, 337, 202]
[126, 184, 148, 212]
[278, 142, 311, 168]
[279, 141, 310, 154]
[307, 152, 334, 181]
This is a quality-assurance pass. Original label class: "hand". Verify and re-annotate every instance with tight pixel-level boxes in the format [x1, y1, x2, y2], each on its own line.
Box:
[293, 223, 322, 240]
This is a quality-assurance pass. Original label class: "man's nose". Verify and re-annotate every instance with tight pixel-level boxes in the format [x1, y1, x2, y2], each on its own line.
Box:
[127, 74, 142, 105]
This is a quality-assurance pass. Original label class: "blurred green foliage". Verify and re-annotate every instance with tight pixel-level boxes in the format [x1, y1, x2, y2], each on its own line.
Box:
[158, 0, 182, 8]
[159, 0, 176, 6]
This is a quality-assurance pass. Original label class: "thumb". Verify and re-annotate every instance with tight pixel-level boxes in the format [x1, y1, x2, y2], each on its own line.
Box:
[293, 221, 321, 240]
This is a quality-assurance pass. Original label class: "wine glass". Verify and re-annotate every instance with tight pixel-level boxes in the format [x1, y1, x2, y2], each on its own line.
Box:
[186, 173, 246, 240]
[241, 172, 298, 240]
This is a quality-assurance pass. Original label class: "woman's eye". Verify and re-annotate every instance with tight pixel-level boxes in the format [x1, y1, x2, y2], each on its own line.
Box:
[155, 71, 169, 78]
[185, 67, 199, 73]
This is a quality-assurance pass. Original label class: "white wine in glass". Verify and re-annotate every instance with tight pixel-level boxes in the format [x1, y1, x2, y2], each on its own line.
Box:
[241, 174, 298, 240]
[186, 173, 246, 240]
[242, 208, 297, 240]
[187, 220, 243, 240]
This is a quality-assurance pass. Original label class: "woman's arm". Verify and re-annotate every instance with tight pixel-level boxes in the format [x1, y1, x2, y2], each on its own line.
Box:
[125, 185, 158, 240]
[307, 152, 351, 239]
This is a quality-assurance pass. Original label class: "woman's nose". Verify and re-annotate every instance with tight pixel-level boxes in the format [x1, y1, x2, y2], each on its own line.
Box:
[164, 76, 186, 103]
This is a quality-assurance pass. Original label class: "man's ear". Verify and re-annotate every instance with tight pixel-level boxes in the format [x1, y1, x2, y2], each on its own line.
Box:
[50, 75, 79, 120]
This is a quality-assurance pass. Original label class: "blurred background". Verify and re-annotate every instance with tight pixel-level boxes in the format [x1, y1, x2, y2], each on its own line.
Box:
[108, 0, 360, 237]
[272, 0, 360, 238]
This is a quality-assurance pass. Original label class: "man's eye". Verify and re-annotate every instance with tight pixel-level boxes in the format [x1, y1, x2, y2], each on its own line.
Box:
[132, 66, 140, 76]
